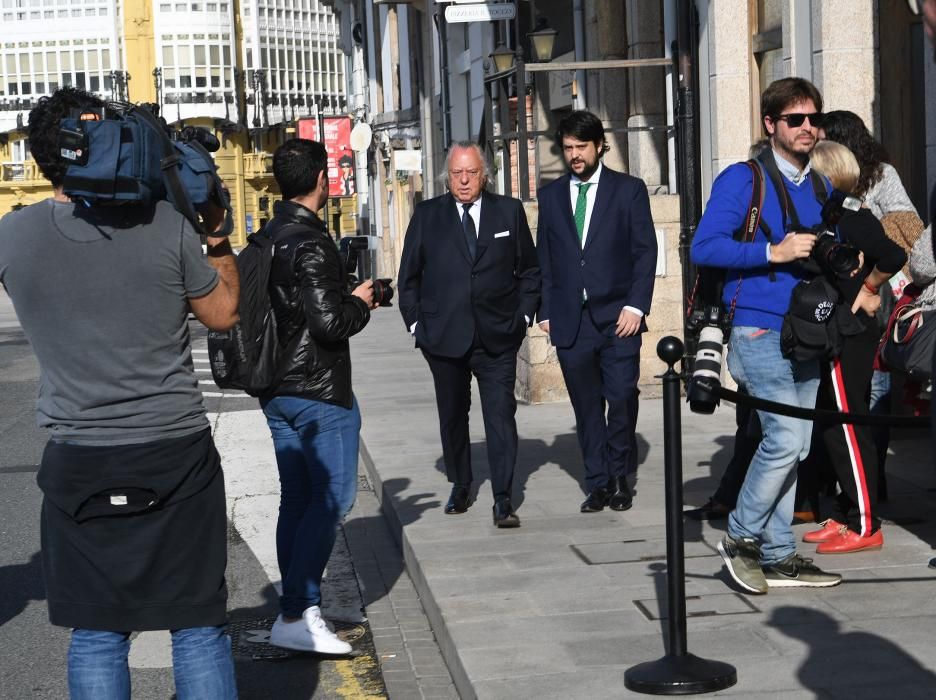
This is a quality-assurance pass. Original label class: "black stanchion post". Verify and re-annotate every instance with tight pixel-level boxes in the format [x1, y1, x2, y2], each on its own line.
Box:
[624, 336, 737, 695]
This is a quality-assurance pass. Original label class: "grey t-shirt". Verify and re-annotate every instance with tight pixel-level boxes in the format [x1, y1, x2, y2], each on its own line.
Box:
[0, 198, 219, 444]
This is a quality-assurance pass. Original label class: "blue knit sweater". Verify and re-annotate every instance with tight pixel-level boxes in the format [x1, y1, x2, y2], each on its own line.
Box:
[691, 161, 829, 331]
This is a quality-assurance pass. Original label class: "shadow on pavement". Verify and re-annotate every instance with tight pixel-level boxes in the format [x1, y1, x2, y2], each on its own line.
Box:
[226, 533, 322, 699]
[0, 551, 44, 627]
[431, 431, 651, 508]
[769, 605, 936, 696]
[346, 477, 439, 610]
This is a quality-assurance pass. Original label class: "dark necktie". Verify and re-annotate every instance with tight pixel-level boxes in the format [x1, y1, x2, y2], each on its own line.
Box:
[461, 203, 477, 259]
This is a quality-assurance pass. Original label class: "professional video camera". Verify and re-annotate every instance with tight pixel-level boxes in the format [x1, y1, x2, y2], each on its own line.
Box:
[57, 101, 232, 236]
[797, 189, 863, 279]
[339, 236, 394, 307]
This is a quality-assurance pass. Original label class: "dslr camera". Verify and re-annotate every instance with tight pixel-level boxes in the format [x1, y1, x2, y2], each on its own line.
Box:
[339, 236, 394, 307]
[686, 299, 732, 415]
[796, 189, 863, 279]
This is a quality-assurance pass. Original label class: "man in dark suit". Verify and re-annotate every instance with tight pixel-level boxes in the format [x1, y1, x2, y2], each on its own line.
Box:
[536, 111, 658, 513]
[397, 141, 540, 528]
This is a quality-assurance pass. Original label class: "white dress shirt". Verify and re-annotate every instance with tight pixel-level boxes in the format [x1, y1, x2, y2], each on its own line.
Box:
[459, 197, 482, 235]
[570, 163, 603, 247]
[546, 162, 642, 320]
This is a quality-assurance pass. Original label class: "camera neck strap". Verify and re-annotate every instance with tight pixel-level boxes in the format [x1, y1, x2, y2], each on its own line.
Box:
[756, 149, 828, 234]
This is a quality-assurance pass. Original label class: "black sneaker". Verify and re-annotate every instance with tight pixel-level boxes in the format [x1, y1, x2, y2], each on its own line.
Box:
[762, 553, 842, 588]
[717, 535, 767, 594]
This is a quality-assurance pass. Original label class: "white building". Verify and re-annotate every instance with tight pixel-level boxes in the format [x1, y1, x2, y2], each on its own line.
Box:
[0, 0, 349, 134]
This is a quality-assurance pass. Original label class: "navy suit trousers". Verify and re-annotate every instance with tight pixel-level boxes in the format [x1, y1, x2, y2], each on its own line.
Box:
[422, 346, 518, 501]
[556, 307, 641, 492]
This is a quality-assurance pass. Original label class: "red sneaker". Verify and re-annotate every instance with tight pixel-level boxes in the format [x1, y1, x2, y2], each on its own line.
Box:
[816, 528, 884, 554]
[803, 519, 846, 544]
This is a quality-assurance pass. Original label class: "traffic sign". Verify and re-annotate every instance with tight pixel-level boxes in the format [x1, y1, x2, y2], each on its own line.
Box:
[444, 2, 516, 23]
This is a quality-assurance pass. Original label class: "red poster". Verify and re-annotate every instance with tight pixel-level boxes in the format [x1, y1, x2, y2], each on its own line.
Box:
[297, 117, 355, 197]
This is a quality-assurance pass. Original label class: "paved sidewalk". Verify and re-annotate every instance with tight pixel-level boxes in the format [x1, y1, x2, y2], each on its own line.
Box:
[1, 287, 18, 330]
[352, 310, 936, 699]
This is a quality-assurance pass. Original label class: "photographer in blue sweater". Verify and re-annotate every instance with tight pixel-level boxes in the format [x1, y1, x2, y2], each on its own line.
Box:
[691, 78, 842, 595]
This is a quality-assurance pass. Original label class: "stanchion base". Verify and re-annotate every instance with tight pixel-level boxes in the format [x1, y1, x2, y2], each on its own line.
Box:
[625, 653, 737, 695]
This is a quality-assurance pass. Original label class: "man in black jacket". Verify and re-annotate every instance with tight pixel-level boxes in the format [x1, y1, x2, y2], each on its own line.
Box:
[397, 141, 540, 528]
[262, 138, 377, 655]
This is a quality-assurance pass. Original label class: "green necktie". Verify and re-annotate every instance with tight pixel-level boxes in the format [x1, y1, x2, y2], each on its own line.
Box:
[574, 182, 591, 243]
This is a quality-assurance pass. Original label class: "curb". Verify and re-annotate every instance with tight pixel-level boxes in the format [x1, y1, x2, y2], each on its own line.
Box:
[359, 438, 477, 700]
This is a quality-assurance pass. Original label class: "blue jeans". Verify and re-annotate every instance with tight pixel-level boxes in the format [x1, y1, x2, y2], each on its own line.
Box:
[261, 394, 360, 617]
[68, 626, 236, 699]
[726, 327, 820, 564]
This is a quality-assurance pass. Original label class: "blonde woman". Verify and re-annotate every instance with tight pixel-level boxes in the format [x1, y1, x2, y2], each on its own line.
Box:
[800, 141, 907, 554]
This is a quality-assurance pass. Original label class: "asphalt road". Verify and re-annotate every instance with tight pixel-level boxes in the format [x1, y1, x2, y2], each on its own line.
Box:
[0, 318, 387, 699]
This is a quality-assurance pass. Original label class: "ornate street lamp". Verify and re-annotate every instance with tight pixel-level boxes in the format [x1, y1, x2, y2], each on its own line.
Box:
[527, 22, 558, 63]
[489, 43, 516, 74]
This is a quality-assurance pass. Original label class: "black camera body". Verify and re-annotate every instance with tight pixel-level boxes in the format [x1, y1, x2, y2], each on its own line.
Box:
[795, 189, 863, 279]
[339, 236, 394, 307]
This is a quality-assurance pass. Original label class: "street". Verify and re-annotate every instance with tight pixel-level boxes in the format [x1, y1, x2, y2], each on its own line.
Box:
[0, 290, 454, 699]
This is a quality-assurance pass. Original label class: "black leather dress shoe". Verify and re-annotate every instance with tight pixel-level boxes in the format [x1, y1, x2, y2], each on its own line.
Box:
[492, 499, 520, 528]
[444, 485, 472, 514]
[580, 488, 610, 513]
[608, 476, 633, 511]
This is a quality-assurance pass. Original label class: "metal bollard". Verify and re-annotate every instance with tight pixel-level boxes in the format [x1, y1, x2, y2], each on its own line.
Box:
[624, 336, 737, 694]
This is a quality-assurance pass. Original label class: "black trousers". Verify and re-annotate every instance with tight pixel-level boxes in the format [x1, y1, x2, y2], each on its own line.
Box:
[423, 345, 519, 501]
[556, 308, 641, 493]
[811, 320, 881, 535]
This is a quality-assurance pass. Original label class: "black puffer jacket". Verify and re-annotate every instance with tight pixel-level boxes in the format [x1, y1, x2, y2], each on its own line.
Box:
[263, 200, 370, 408]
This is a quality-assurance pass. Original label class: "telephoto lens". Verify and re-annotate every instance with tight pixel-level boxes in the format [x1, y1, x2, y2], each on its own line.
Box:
[687, 325, 725, 414]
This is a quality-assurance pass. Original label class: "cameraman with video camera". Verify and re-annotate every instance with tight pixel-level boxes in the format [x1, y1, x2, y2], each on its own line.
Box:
[795, 141, 906, 554]
[257, 138, 378, 656]
[691, 78, 843, 595]
[0, 87, 239, 697]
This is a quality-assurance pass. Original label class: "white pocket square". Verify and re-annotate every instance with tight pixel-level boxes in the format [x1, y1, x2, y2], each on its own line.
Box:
[494, 231, 510, 238]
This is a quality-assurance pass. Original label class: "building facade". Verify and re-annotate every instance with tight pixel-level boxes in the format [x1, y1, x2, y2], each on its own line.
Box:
[0, 0, 353, 247]
[353, 0, 933, 400]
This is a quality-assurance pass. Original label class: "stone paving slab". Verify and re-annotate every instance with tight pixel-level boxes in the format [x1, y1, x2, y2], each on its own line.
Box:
[352, 311, 936, 698]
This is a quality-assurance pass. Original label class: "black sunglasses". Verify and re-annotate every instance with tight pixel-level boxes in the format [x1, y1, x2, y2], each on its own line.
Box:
[773, 112, 824, 128]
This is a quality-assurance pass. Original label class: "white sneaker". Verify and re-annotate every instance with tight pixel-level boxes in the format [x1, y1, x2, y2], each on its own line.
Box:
[269, 606, 352, 655]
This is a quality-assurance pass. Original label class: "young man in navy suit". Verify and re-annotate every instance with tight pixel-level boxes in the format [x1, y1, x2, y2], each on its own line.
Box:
[397, 141, 540, 528]
[536, 111, 658, 513]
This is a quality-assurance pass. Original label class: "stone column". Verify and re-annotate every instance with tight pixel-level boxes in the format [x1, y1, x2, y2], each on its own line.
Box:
[706, 0, 755, 174]
[624, 1, 667, 191]
[588, 0, 630, 173]
[810, 0, 877, 131]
